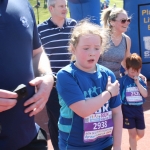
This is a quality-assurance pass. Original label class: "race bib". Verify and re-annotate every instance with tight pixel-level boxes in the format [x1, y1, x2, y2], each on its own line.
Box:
[83, 111, 113, 143]
[126, 87, 143, 104]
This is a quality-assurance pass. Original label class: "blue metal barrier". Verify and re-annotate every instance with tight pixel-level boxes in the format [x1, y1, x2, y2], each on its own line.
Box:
[124, 0, 150, 80]
[68, 0, 101, 25]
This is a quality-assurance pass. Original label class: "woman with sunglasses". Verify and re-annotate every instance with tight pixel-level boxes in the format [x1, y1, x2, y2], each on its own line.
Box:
[98, 7, 131, 80]
[99, 7, 147, 82]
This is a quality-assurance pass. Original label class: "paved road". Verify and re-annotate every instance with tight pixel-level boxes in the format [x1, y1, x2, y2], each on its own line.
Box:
[35, 82, 150, 150]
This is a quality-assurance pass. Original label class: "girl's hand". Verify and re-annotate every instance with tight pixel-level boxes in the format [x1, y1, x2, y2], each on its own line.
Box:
[106, 76, 120, 97]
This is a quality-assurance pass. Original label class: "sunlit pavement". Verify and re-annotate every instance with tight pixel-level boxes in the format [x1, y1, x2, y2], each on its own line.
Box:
[35, 82, 150, 150]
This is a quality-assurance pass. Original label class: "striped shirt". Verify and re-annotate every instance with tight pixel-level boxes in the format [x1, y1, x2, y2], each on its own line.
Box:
[38, 18, 76, 74]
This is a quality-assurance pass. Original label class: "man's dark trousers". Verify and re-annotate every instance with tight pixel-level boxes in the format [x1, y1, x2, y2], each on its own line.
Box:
[46, 87, 60, 150]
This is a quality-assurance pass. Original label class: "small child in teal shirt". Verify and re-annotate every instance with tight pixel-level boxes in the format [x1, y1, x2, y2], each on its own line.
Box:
[120, 53, 148, 150]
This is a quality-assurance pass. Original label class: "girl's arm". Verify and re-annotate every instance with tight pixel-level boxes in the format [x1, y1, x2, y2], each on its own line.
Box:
[112, 105, 123, 150]
[70, 76, 119, 118]
[134, 77, 148, 98]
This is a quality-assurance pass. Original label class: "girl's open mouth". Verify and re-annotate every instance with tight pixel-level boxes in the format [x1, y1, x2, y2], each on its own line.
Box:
[88, 59, 94, 63]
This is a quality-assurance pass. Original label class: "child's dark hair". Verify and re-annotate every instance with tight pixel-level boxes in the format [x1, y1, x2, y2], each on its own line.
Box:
[126, 53, 142, 71]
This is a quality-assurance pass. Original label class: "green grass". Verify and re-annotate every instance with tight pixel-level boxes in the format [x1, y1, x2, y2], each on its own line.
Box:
[29, 0, 51, 23]
[28, 0, 123, 24]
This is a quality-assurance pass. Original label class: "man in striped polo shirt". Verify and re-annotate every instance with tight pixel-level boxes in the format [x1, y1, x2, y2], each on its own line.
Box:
[38, 0, 76, 149]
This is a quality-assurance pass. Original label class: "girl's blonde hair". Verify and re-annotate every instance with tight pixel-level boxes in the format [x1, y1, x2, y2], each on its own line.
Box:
[101, 7, 128, 29]
[68, 20, 109, 61]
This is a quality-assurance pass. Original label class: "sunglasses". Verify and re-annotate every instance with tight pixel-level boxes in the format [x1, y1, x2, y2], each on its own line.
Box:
[115, 18, 131, 24]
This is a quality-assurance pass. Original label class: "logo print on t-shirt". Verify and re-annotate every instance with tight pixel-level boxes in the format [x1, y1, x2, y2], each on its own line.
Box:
[84, 86, 102, 98]
[20, 16, 29, 28]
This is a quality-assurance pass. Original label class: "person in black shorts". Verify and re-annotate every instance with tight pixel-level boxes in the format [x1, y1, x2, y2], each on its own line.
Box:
[120, 53, 148, 150]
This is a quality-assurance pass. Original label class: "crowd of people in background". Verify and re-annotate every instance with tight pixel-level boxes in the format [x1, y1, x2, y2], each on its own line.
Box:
[101, 0, 117, 11]
[101, 0, 109, 10]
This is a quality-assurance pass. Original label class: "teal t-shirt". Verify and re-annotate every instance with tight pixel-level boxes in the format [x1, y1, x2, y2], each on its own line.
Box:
[56, 62, 121, 150]
[120, 75, 147, 106]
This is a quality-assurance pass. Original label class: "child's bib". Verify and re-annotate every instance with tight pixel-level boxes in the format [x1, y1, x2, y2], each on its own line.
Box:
[83, 111, 113, 143]
[126, 87, 143, 105]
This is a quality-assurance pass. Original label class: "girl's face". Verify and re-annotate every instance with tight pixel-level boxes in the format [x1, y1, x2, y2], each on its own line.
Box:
[127, 68, 141, 79]
[111, 12, 130, 33]
[73, 34, 101, 73]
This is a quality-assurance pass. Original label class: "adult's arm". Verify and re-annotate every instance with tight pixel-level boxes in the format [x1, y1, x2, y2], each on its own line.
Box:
[121, 34, 131, 69]
[24, 46, 54, 116]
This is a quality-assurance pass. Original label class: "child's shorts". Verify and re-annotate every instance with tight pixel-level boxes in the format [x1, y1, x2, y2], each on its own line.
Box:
[122, 104, 145, 130]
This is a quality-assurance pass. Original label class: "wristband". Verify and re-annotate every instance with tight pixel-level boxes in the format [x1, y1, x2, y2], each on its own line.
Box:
[41, 72, 56, 78]
[106, 90, 112, 98]
[41, 72, 57, 87]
